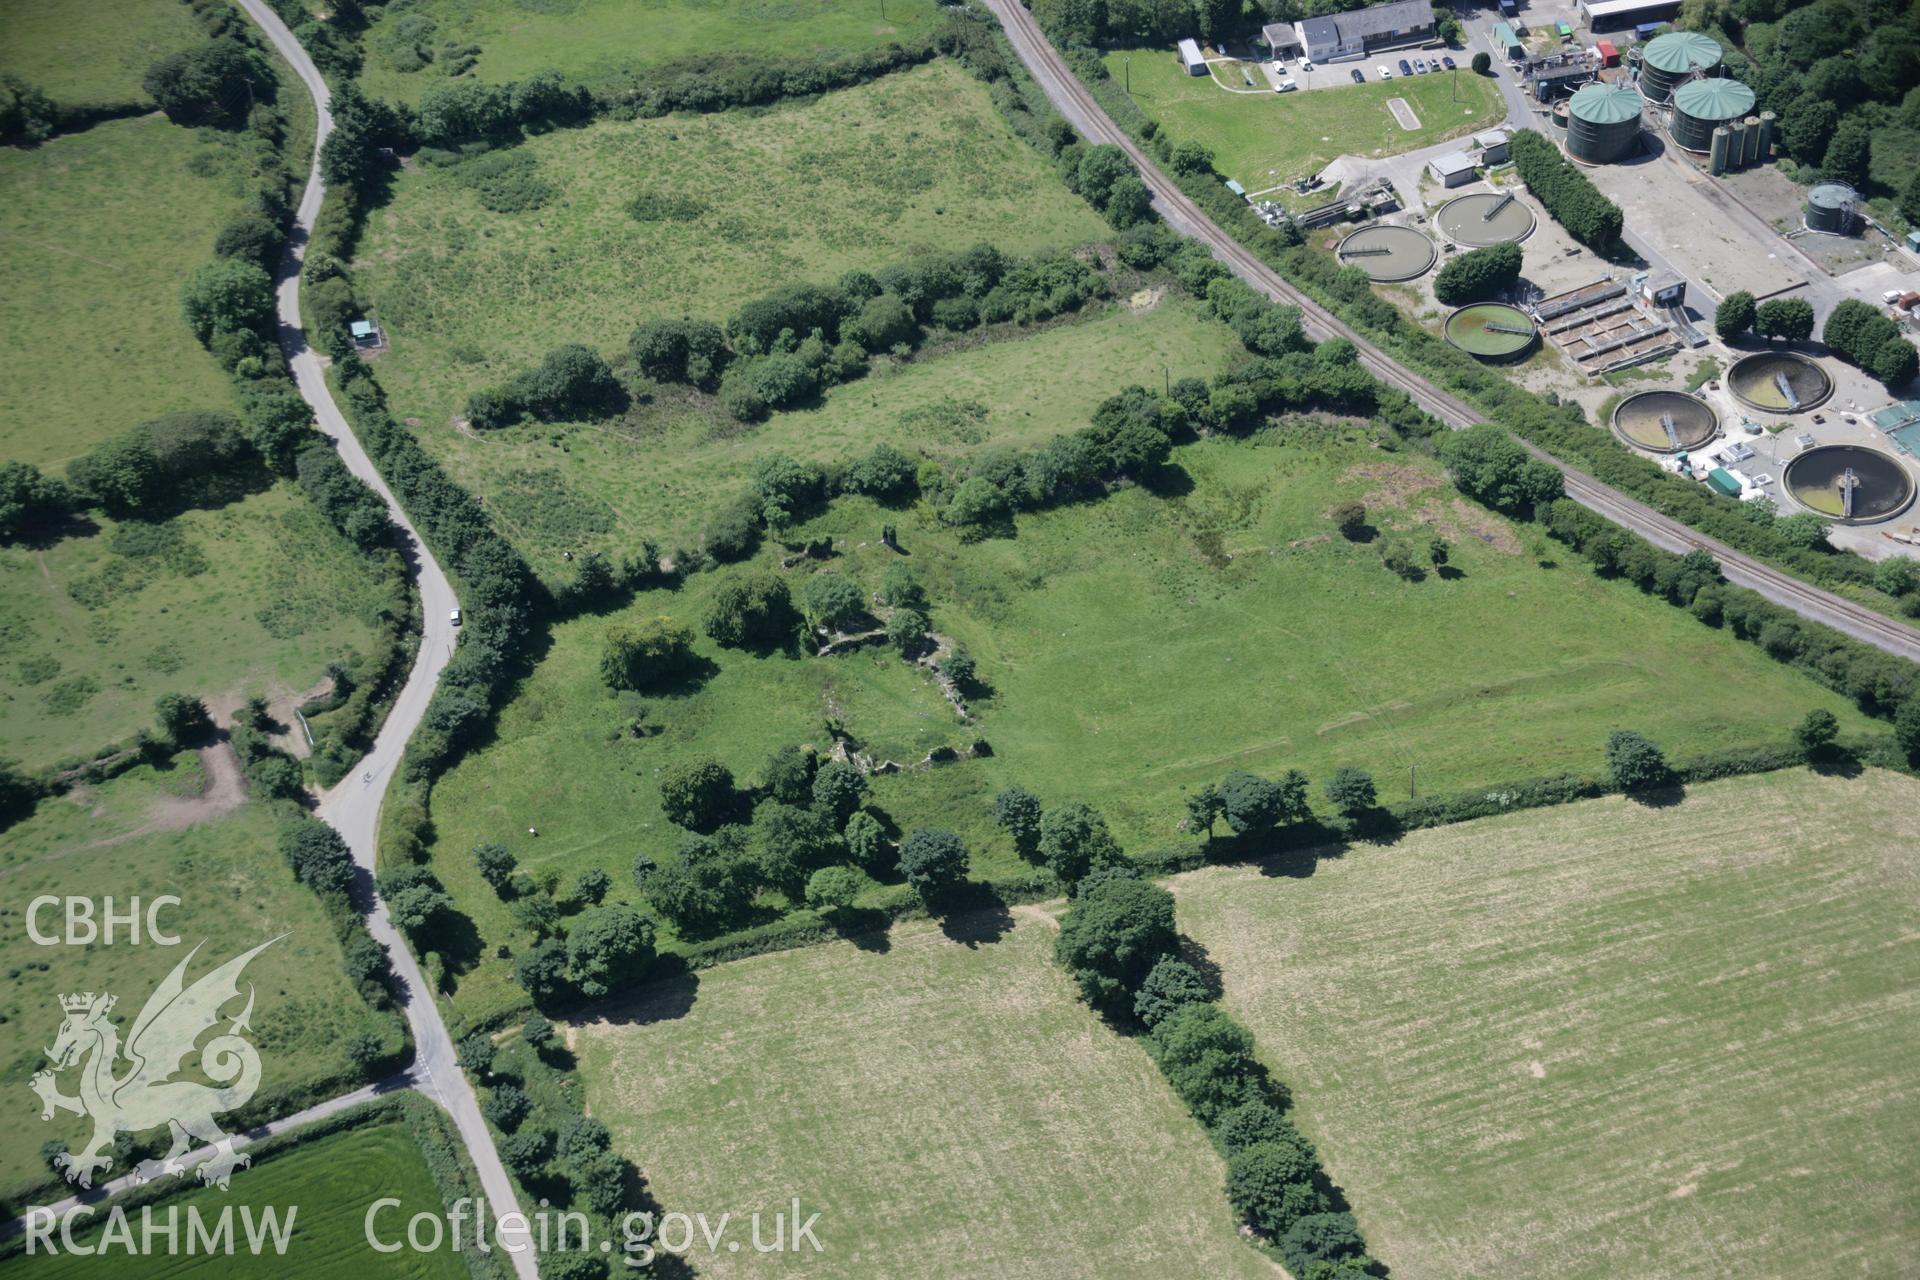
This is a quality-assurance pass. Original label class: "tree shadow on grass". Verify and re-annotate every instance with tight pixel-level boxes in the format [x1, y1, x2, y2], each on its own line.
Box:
[1809, 746, 1865, 779]
[1435, 563, 1466, 581]
[1624, 781, 1688, 809]
[934, 882, 1015, 948]
[829, 905, 894, 953]
[593, 965, 701, 1028]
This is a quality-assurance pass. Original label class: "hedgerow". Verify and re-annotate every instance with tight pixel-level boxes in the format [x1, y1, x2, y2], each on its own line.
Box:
[1508, 129, 1623, 250]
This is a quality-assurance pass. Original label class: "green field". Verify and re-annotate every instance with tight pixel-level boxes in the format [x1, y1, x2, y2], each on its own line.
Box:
[15, 1112, 469, 1279]
[0, 114, 248, 466]
[0, 0, 207, 111]
[1170, 768, 1920, 1280]
[0, 770, 401, 1197]
[355, 0, 946, 103]
[1100, 48, 1503, 190]
[0, 482, 396, 770]
[572, 912, 1273, 1280]
[352, 61, 1110, 437]
[417, 424, 1871, 1023]
[428, 295, 1241, 564]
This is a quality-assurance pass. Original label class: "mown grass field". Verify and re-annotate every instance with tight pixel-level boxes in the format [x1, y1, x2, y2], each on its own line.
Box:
[16, 1113, 468, 1279]
[0, 770, 401, 1197]
[0, 482, 395, 770]
[434, 296, 1241, 564]
[1099, 48, 1503, 190]
[355, 0, 946, 103]
[571, 913, 1274, 1280]
[1170, 768, 1920, 1280]
[0, 114, 248, 466]
[352, 61, 1110, 436]
[419, 426, 1871, 1024]
[0, 0, 207, 111]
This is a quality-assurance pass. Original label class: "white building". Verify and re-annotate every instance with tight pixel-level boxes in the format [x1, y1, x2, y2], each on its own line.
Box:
[1293, 0, 1437, 64]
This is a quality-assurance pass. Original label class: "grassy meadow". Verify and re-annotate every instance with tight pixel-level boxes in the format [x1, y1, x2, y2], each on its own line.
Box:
[14, 1113, 469, 1279]
[0, 113, 249, 467]
[355, 0, 947, 103]
[0, 768, 402, 1197]
[1170, 768, 1920, 1280]
[0, 0, 208, 111]
[1100, 48, 1503, 190]
[434, 296, 1241, 565]
[571, 912, 1274, 1280]
[417, 424, 1872, 1024]
[351, 61, 1110, 436]
[0, 482, 396, 770]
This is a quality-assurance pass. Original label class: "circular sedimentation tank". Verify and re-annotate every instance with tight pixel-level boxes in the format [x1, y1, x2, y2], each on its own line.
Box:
[1639, 31, 1722, 104]
[1435, 191, 1537, 247]
[1611, 390, 1719, 453]
[1335, 224, 1437, 282]
[1668, 77, 1756, 153]
[1567, 82, 1645, 165]
[1806, 182, 1858, 234]
[1782, 445, 1916, 523]
[1551, 100, 1570, 130]
[1726, 350, 1833, 413]
[1443, 303, 1537, 360]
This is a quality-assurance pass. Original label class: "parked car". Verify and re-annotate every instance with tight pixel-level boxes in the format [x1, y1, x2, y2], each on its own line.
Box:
[1301, 59, 1314, 70]
[1350, 67, 1366, 83]
[450, 608, 463, 627]
[1413, 58, 1427, 72]
[1273, 59, 1286, 73]
[1274, 77, 1298, 92]
[1443, 54, 1457, 69]
[1377, 65, 1392, 78]
[1398, 58, 1413, 75]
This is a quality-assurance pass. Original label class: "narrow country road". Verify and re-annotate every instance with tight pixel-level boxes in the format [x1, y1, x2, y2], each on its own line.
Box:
[980, 0, 1920, 663]
[232, 3, 539, 1273]
[5, 1079, 406, 1233]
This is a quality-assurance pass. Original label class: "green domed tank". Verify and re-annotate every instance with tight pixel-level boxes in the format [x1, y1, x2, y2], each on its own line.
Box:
[1669, 77, 1755, 153]
[1639, 30, 1721, 103]
[1567, 83, 1644, 164]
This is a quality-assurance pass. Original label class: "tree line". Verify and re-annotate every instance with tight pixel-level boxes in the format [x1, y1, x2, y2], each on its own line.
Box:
[1508, 129, 1624, 251]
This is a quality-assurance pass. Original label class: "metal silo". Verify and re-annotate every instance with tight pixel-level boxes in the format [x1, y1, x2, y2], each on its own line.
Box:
[1728, 119, 1747, 167]
[1639, 31, 1722, 104]
[1806, 183, 1858, 234]
[1710, 126, 1731, 175]
[1757, 110, 1775, 161]
[1668, 76, 1755, 153]
[1567, 82, 1644, 164]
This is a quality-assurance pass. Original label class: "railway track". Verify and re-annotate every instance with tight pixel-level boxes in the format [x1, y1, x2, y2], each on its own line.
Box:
[980, 0, 1920, 663]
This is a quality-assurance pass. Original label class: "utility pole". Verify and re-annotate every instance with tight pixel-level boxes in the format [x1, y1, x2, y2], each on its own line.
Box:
[1125, 55, 1132, 95]
[1163, 364, 1171, 397]
[1409, 764, 1418, 799]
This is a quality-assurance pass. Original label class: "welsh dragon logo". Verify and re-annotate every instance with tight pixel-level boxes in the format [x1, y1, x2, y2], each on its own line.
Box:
[29, 937, 282, 1191]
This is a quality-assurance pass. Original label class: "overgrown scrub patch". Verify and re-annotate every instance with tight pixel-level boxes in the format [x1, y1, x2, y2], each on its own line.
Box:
[0, 483, 398, 770]
[352, 61, 1108, 436]
[353, 0, 948, 103]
